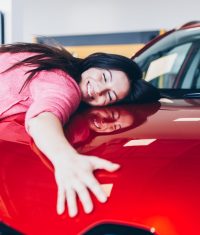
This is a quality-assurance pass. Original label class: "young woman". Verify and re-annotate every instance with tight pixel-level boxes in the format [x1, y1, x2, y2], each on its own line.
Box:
[0, 43, 160, 217]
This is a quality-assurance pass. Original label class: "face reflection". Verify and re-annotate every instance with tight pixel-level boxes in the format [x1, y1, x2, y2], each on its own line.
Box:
[79, 68, 130, 106]
[88, 108, 134, 133]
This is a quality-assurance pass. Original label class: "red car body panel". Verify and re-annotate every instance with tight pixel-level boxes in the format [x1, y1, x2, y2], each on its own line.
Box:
[0, 99, 200, 235]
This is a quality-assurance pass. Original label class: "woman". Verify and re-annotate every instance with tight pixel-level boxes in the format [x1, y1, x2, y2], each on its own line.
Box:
[0, 43, 160, 217]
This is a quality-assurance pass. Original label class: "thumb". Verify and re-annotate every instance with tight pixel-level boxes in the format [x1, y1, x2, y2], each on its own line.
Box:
[89, 157, 120, 172]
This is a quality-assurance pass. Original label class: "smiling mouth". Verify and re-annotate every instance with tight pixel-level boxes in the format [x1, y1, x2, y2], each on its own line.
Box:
[93, 119, 101, 129]
[87, 82, 92, 97]
[87, 81, 95, 99]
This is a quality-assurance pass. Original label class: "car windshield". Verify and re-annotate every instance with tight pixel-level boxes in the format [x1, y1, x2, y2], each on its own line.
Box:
[134, 27, 200, 98]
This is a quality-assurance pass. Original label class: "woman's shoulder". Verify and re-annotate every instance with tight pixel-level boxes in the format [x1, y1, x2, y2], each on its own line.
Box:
[0, 51, 37, 68]
[32, 68, 82, 99]
[35, 68, 76, 84]
[0, 51, 37, 60]
[0, 52, 36, 73]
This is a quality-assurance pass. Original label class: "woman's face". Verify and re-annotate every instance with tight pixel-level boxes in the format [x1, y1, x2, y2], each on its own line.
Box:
[79, 68, 130, 106]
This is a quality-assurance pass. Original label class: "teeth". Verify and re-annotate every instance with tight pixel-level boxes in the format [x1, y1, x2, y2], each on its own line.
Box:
[87, 82, 92, 97]
[94, 119, 100, 129]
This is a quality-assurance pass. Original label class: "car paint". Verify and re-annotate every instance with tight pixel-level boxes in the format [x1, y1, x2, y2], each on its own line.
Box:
[0, 99, 200, 235]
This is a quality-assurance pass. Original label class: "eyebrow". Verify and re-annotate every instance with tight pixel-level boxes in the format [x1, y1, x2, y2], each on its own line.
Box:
[108, 70, 118, 101]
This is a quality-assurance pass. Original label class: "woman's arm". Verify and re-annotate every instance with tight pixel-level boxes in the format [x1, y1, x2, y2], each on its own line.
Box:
[27, 112, 120, 217]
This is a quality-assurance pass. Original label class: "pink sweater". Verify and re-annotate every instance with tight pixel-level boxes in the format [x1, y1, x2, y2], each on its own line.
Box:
[0, 52, 82, 131]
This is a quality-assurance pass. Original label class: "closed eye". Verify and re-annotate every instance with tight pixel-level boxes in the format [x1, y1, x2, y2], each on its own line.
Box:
[103, 73, 107, 82]
[108, 91, 112, 102]
[108, 90, 118, 103]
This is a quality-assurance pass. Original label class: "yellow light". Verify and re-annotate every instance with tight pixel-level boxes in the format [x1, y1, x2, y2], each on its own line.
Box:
[150, 227, 156, 233]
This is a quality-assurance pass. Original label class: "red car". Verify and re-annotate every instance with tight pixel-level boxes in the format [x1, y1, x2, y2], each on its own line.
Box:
[0, 22, 200, 235]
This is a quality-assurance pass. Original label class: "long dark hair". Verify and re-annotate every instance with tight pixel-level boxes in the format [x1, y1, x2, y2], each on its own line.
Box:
[0, 42, 160, 103]
[79, 52, 160, 103]
[0, 42, 82, 92]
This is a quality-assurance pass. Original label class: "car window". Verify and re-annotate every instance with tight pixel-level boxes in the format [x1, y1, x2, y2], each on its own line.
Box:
[143, 43, 192, 88]
[181, 46, 200, 88]
[134, 28, 200, 92]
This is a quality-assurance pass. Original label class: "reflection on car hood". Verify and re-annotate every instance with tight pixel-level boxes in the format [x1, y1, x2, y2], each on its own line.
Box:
[0, 100, 200, 235]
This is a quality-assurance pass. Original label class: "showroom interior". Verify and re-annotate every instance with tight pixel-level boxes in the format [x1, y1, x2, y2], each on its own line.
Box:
[0, 0, 199, 54]
[0, 1, 200, 235]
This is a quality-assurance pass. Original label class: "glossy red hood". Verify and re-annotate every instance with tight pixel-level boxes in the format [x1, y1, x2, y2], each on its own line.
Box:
[0, 100, 200, 235]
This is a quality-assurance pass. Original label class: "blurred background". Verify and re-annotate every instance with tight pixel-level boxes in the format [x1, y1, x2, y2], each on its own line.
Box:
[0, 0, 199, 57]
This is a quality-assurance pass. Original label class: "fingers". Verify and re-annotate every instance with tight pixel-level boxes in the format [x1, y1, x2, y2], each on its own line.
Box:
[57, 185, 92, 217]
[56, 177, 107, 217]
[89, 157, 120, 172]
[57, 187, 65, 215]
[82, 173, 107, 203]
[73, 180, 93, 214]
[65, 188, 77, 217]
[55, 157, 120, 217]
[70, 176, 107, 216]
[57, 183, 94, 217]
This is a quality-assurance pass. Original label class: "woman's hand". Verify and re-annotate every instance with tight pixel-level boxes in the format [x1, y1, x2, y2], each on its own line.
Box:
[27, 112, 120, 217]
[54, 154, 120, 217]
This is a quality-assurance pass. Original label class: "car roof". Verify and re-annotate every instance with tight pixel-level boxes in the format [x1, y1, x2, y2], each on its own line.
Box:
[178, 21, 200, 29]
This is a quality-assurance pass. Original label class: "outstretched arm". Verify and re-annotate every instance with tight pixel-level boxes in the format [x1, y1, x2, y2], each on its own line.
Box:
[27, 112, 120, 217]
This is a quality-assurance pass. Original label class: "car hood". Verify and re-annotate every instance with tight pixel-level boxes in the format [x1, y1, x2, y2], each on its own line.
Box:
[0, 100, 199, 235]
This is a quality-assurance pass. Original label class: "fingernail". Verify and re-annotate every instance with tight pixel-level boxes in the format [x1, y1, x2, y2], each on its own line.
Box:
[85, 205, 93, 214]
[69, 211, 77, 218]
[57, 204, 64, 215]
[57, 207, 63, 215]
[100, 195, 107, 203]
[113, 163, 120, 168]
[69, 206, 78, 217]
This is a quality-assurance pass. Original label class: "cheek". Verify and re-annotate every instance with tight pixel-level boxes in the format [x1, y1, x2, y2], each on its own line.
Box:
[87, 97, 106, 106]
[88, 100, 101, 106]
[79, 79, 86, 94]
[119, 85, 130, 100]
